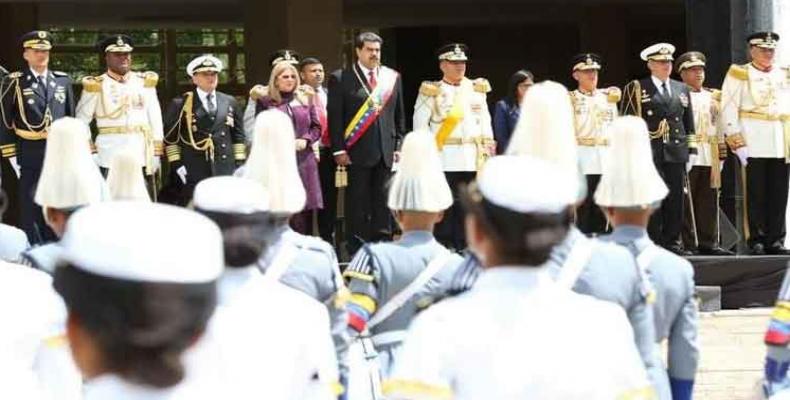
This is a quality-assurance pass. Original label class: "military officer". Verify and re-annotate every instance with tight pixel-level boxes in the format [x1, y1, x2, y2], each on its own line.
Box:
[0, 30, 75, 244]
[423, 82, 663, 393]
[244, 49, 301, 138]
[568, 53, 620, 235]
[21, 117, 108, 273]
[596, 116, 699, 400]
[75, 35, 164, 190]
[161, 55, 245, 205]
[243, 110, 350, 383]
[343, 130, 462, 384]
[187, 176, 340, 399]
[720, 32, 790, 255]
[413, 43, 495, 251]
[621, 42, 696, 256]
[676, 51, 733, 255]
[384, 155, 655, 400]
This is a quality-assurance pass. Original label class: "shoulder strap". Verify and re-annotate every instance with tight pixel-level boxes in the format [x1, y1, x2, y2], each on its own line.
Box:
[554, 236, 595, 289]
[261, 240, 298, 284]
[367, 249, 452, 329]
[634, 241, 659, 304]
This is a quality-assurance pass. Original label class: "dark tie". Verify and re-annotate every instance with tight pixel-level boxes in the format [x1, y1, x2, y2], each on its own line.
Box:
[206, 93, 216, 117]
[38, 75, 47, 97]
[661, 82, 670, 101]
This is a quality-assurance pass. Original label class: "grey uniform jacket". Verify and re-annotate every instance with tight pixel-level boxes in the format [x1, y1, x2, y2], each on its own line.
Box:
[601, 225, 699, 394]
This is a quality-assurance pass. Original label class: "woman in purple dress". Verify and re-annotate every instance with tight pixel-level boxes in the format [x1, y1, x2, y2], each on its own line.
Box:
[255, 61, 322, 234]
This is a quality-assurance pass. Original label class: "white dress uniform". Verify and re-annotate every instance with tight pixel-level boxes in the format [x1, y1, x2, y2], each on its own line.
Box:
[689, 89, 721, 167]
[413, 77, 494, 172]
[385, 267, 653, 400]
[76, 71, 164, 171]
[0, 260, 81, 400]
[570, 88, 618, 175]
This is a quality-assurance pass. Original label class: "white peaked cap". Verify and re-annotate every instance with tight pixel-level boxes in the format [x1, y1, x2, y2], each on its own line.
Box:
[594, 116, 668, 208]
[505, 80, 583, 202]
[106, 147, 150, 202]
[57, 202, 223, 283]
[242, 110, 306, 214]
[388, 130, 452, 212]
[479, 155, 577, 214]
[193, 176, 270, 214]
[35, 117, 108, 209]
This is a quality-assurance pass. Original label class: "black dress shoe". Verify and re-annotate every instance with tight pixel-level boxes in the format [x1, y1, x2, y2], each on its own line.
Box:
[766, 245, 790, 255]
[750, 243, 766, 255]
[666, 244, 693, 256]
[697, 246, 735, 256]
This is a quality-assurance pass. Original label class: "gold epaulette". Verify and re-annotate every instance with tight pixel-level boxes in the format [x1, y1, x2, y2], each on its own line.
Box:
[6, 71, 22, 80]
[249, 84, 268, 101]
[296, 84, 315, 105]
[607, 87, 622, 103]
[142, 71, 159, 88]
[707, 88, 722, 102]
[81, 76, 103, 93]
[727, 64, 748, 81]
[473, 77, 492, 93]
[419, 81, 440, 97]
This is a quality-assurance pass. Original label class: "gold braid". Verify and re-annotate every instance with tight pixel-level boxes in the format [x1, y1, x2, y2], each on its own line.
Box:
[164, 92, 214, 161]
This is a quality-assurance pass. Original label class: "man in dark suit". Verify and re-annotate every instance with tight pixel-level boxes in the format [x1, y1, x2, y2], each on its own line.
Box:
[0, 30, 75, 244]
[621, 42, 696, 255]
[328, 31, 406, 256]
[161, 55, 246, 206]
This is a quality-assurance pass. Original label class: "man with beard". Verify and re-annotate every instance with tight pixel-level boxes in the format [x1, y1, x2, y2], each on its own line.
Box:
[328, 32, 406, 255]
[0, 30, 75, 244]
[76, 34, 164, 196]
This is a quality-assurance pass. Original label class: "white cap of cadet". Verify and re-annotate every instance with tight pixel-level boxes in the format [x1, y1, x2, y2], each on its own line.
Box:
[594, 116, 668, 208]
[193, 176, 269, 214]
[505, 80, 583, 202]
[388, 130, 452, 212]
[477, 155, 577, 214]
[106, 147, 150, 202]
[35, 117, 108, 210]
[242, 110, 306, 215]
[56, 202, 223, 283]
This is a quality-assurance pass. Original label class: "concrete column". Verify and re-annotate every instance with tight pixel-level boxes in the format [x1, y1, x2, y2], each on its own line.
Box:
[685, 0, 733, 88]
[243, 0, 342, 86]
[579, 5, 628, 88]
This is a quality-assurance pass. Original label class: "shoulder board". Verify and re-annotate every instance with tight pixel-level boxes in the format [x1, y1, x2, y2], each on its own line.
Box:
[52, 70, 69, 77]
[419, 81, 440, 97]
[606, 87, 622, 103]
[473, 77, 491, 93]
[707, 88, 722, 102]
[249, 84, 268, 101]
[81, 76, 103, 93]
[7, 71, 22, 79]
[142, 71, 159, 88]
[727, 64, 748, 81]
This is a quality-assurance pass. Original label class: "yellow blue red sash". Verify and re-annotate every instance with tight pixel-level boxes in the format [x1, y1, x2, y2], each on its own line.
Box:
[343, 67, 398, 148]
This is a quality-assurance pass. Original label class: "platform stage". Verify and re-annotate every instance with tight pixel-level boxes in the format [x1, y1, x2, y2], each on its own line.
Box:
[691, 255, 789, 309]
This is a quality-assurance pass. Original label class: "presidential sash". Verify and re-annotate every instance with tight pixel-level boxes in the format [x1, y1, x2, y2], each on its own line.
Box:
[343, 66, 398, 149]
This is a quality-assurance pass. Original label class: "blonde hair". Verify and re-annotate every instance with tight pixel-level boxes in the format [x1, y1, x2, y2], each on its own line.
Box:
[267, 62, 301, 104]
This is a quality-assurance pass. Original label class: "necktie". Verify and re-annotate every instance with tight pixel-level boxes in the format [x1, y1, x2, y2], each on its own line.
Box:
[368, 70, 377, 89]
[38, 75, 47, 97]
[661, 82, 670, 100]
[206, 93, 216, 116]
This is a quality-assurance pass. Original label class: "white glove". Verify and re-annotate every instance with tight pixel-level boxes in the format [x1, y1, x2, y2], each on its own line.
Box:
[92, 153, 100, 166]
[151, 157, 161, 173]
[686, 154, 696, 173]
[295, 138, 308, 151]
[734, 147, 749, 166]
[8, 156, 20, 178]
[176, 165, 187, 184]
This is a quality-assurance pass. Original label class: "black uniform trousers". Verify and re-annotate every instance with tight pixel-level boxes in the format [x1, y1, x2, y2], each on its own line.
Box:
[648, 162, 685, 247]
[345, 159, 391, 255]
[577, 174, 607, 235]
[746, 157, 789, 248]
[436, 171, 476, 251]
[19, 167, 55, 244]
[318, 147, 338, 248]
[682, 166, 719, 250]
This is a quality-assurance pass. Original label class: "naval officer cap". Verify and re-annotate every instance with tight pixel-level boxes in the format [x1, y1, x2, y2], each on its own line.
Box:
[193, 176, 270, 215]
[187, 54, 223, 77]
[640, 42, 675, 62]
[748, 31, 780, 49]
[571, 53, 602, 71]
[472, 155, 577, 215]
[437, 43, 469, 62]
[269, 49, 301, 66]
[20, 30, 53, 51]
[98, 34, 134, 53]
[56, 202, 223, 283]
[675, 51, 706, 73]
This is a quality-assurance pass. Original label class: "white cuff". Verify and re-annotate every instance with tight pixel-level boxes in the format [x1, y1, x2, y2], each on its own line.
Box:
[333, 150, 347, 156]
